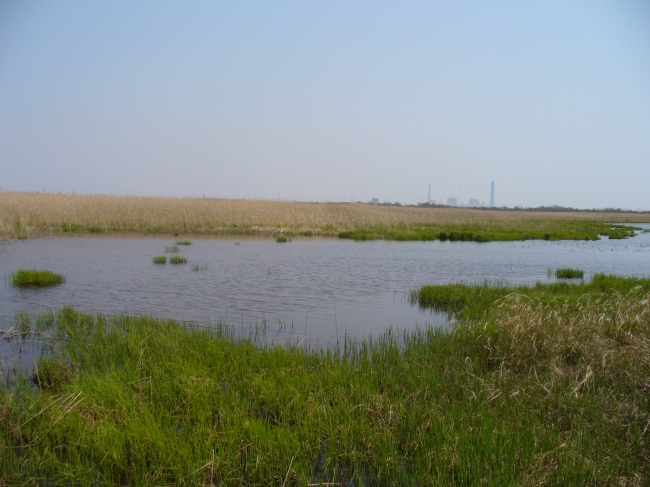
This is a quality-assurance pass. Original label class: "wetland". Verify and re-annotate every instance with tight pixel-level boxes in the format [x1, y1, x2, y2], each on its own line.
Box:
[1, 204, 650, 485]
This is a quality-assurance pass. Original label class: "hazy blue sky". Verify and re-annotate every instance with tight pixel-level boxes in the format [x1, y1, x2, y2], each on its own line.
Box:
[1, 1, 649, 208]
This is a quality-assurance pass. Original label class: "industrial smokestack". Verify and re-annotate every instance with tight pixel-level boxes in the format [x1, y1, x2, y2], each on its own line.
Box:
[490, 181, 495, 207]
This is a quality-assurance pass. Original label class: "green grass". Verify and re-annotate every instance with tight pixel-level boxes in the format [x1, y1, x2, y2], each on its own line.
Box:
[555, 267, 584, 279]
[16, 233, 28, 240]
[176, 240, 192, 245]
[170, 256, 188, 264]
[88, 225, 104, 234]
[191, 264, 207, 271]
[11, 269, 65, 287]
[275, 235, 288, 242]
[165, 245, 179, 253]
[338, 220, 641, 242]
[152, 256, 167, 264]
[2, 276, 650, 485]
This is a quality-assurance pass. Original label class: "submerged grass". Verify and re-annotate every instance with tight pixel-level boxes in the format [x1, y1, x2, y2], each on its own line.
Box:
[555, 268, 585, 279]
[152, 256, 167, 264]
[170, 256, 188, 264]
[2, 276, 650, 485]
[165, 245, 179, 253]
[11, 269, 64, 287]
[176, 240, 192, 245]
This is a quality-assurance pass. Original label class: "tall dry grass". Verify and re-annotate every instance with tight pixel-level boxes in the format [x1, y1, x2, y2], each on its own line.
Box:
[1, 191, 648, 238]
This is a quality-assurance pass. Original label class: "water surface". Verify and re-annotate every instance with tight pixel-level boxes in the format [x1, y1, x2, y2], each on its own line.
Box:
[2, 226, 650, 344]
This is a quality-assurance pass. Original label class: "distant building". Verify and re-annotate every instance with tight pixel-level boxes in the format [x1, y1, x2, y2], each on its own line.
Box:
[447, 197, 457, 207]
[371, 197, 380, 205]
[468, 198, 480, 207]
[490, 181, 495, 207]
[429, 199, 436, 205]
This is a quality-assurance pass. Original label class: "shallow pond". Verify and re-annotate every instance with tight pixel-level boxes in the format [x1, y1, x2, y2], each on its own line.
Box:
[2, 225, 650, 347]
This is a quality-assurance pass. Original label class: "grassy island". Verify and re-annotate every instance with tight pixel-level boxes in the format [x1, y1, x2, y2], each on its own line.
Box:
[2, 275, 649, 485]
[11, 269, 65, 287]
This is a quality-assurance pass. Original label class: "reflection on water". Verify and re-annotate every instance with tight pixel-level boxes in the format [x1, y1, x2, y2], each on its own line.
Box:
[1, 224, 650, 344]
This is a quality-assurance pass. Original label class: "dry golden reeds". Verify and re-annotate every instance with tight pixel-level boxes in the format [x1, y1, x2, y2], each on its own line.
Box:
[1, 191, 648, 238]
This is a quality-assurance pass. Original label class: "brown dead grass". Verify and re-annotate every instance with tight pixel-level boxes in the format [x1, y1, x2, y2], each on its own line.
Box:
[1, 191, 648, 238]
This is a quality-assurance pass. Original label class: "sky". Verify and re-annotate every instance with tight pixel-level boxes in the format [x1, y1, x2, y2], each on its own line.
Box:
[1, 1, 649, 209]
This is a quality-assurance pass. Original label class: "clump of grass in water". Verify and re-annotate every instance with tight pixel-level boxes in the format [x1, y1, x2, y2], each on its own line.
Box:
[16, 234, 28, 240]
[11, 269, 64, 287]
[170, 256, 188, 264]
[275, 235, 288, 242]
[165, 245, 179, 253]
[152, 256, 167, 264]
[556, 267, 584, 279]
[176, 240, 192, 245]
[191, 264, 207, 271]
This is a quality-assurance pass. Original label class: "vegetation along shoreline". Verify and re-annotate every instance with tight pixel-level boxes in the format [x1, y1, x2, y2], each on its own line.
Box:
[1, 191, 648, 242]
[1, 274, 649, 484]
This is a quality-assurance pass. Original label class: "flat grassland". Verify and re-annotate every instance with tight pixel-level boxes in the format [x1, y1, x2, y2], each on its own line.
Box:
[2, 276, 649, 485]
[2, 191, 649, 241]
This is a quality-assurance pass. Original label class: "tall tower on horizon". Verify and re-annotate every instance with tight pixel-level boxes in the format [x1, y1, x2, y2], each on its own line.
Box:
[490, 181, 495, 207]
[428, 184, 431, 204]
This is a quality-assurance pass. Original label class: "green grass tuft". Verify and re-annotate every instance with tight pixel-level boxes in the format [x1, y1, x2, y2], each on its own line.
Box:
[11, 268, 64, 287]
[170, 256, 188, 264]
[275, 235, 288, 242]
[175, 240, 192, 245]
[152, 256, 167, 264]
[16, 234, 28, 240]
[165, 245, 179, 253]
[88, 226, 104, 234]
[556, 268, 584, 279]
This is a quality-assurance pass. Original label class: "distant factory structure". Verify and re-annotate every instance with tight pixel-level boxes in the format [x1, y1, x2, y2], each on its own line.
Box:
[422, 181, 495, 208]
[491, 181, 495, 207]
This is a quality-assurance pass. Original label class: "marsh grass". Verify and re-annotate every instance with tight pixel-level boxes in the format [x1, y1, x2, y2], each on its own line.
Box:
[1, 192, 647, 241]
[165, 245, 179, 253]
[556, 267, 585, 279]
[276, 235, 288, 242]
[176, 240, 192, 245]
[170, 256, 188, 264]
[11, 269, 64, 287]
[191, 264, 207, 271]
[152, 256, 167, 264]
[2, 277, 649, 485]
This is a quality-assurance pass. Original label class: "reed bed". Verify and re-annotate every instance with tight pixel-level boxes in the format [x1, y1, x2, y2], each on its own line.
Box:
[2, 276, 649, 485]
[1, 191, 647, 240]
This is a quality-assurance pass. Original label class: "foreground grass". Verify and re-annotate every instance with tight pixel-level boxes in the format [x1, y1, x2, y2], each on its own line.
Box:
[1, 191, 647, 242]
[2, 277, 650, 485]
[10, 269, 65, 287]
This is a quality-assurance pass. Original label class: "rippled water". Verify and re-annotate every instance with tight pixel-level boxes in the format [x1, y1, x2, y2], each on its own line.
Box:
[2, 225, 650, 346]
